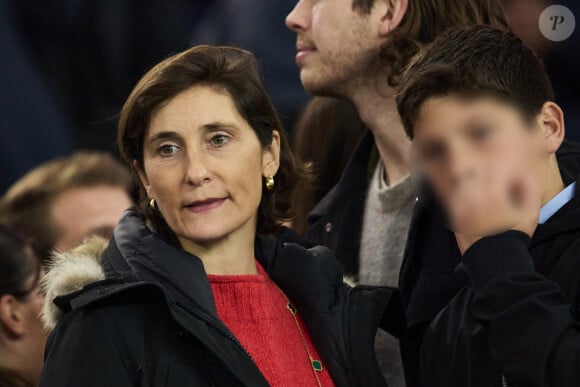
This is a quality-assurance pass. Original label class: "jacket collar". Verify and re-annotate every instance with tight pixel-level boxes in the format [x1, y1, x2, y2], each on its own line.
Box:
[104, 208, 346, 318]
[308, 131, 375, 220]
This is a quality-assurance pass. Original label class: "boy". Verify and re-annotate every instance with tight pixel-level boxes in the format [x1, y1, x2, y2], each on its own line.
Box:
[397, 25, 580, 386]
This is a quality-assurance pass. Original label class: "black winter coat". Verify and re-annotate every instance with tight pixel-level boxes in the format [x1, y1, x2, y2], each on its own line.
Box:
[422, 174, 580, 387]
[40, 209, 404, 387]
[306, 131, 580, 387]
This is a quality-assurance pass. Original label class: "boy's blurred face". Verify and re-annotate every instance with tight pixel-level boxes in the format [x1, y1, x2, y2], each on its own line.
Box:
[413, 95, 551, 207]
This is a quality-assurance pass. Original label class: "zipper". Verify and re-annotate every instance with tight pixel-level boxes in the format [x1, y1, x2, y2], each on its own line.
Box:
[174, 303, 258, 366]
[502, 375, 508, 387]
[203, 312, 258, 365]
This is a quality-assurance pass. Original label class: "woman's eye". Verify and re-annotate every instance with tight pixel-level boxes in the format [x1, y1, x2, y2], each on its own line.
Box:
[209, 134, 230, 147]
[158, 144, 179, 156]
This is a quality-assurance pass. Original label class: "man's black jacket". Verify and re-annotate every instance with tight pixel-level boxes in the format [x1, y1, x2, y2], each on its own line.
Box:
[306, 131, 580, 386]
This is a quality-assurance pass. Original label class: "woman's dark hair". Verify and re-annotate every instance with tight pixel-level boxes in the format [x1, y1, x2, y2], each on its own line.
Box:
[118, 45, 309, 238]
[0, 225, 41, 300]
[397, 25, 555, 139]
[292, 97, 366, 234]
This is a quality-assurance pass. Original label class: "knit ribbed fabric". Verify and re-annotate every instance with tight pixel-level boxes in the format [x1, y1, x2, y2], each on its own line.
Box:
[208, 263, 335, 387]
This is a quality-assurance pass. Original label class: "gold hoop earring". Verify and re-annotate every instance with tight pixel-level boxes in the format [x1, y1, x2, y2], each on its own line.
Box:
[265, 176, 275, 191]
[149, 199, 157, 210]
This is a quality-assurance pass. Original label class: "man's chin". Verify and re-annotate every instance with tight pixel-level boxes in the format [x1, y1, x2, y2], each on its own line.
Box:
[300, 71, 344, 98]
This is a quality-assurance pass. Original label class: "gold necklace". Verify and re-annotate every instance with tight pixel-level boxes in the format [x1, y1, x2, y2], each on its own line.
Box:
[271, 281, 324, 387]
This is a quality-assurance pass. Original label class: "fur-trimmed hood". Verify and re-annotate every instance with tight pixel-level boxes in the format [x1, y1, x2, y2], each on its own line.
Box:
[41, 236, 108, 330]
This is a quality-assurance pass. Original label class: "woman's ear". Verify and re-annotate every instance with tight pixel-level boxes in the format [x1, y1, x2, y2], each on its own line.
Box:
[0, 295, 24, 338]
[377, 0, 409, 37]
[133, 160, 155, 200]
[262, 131, 281, 178]
[537, 102, 565, 154]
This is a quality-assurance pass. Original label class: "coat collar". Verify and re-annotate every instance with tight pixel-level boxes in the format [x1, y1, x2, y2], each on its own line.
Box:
[104, 208, 346, 319]
[308, 131, 375, 220]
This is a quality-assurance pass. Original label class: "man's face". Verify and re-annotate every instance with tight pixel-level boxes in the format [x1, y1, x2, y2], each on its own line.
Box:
[286, 0, 382, 97]
[50, 185, 133, 251]
[413, 95, 551, 207]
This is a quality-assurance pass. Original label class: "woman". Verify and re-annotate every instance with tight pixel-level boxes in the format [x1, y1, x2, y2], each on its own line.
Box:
[0, 226, 46, 387]
[40, 46, 401, 387]
[291, 97, 365, 234]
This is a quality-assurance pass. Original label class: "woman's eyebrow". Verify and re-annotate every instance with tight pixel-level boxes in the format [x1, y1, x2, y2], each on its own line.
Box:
[147, 131, 181, 145]
[202, 121, 239, 131]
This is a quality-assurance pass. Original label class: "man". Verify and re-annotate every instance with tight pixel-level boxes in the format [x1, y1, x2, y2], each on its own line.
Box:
[285, 1, 510, 385]
[0, 151, 133, 263]
[396, 25, 580, 387]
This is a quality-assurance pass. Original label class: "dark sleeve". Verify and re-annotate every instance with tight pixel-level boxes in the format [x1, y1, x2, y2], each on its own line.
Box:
[462, 231, 580, 387]
[40, 307, 139, 387]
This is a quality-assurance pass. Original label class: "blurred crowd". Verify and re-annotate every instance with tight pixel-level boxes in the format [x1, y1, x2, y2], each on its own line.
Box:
[1, 0, 580, 386]
[1, 0, 579, 193]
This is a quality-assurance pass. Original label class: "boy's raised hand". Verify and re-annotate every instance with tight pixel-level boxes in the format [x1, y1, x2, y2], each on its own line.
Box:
[448, 163, 542, 255]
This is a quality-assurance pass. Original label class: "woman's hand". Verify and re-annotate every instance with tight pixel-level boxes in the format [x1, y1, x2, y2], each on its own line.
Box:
[448, 164, 542, 255]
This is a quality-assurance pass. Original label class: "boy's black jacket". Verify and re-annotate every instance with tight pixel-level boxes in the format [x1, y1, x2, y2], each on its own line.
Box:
[40, 209, 404, 387]
[422, 172, 580, 387]
[305, 132, 580, 387]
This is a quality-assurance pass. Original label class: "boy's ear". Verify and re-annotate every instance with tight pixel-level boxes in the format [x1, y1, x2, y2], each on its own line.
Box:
[133, 160, 155, 200]
[378, 0, 409, 37]
[0, 295, 24, 338]
[538, 102, 565, 154]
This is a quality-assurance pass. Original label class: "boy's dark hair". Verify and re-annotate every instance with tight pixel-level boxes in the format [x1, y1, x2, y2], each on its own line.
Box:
[397, 25, 555, 138]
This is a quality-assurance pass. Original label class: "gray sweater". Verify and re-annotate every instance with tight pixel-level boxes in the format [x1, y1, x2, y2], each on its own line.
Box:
[359, 161, 416, 387]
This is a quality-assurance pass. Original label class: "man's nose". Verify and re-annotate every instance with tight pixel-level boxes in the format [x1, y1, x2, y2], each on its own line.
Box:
[286, 0, 309, 32]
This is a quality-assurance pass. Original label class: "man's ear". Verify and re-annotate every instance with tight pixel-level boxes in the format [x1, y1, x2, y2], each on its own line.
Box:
[377, 0, 409, 37]
[133, 160, 155, 200]
[0, 295, 24, 338]
[262, 131, 281, 178]
[537, 102, 565, 154]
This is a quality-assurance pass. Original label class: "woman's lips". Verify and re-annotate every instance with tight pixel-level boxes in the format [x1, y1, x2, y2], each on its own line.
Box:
[184, 198, 226, 213]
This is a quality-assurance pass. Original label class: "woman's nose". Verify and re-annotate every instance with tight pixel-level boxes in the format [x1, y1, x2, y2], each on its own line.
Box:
[184, 152, 211, 186]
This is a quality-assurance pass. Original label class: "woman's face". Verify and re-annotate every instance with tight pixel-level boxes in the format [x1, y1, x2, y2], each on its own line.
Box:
[138, 85, 280, 246]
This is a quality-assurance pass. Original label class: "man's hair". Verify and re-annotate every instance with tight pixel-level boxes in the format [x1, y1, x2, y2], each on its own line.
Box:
[352, 0, 510, 87]
[396, 25, 555, 139]
[0, 152, 132, 262]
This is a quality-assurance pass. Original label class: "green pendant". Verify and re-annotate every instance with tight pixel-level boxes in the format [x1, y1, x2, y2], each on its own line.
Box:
[312, 360, 323, 372]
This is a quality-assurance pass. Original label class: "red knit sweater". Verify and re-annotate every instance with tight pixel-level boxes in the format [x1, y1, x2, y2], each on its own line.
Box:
[208, 263, 335, 387]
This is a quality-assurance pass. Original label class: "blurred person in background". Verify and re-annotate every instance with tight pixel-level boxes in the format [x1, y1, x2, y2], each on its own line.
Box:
[0, 226, 46, 387]
[503, 0, 580, 141]
[286, 1, 510, 386]
[0, 152, 133, 263]
[291, 97, 365, 234]
[39, 45, 401, 387]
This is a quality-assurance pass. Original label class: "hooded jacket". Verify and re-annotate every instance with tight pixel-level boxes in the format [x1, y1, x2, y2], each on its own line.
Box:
[40, 209, 404, 387]
[421, 174, 580, 387]
[306, 133, 580, 387]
